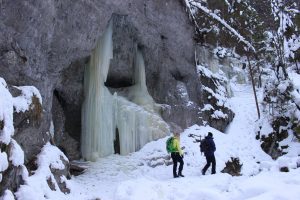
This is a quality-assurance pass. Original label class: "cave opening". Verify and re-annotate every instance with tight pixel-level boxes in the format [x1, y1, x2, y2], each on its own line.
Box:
[52, 89, 81, 142]
[114, 128, 120, 154]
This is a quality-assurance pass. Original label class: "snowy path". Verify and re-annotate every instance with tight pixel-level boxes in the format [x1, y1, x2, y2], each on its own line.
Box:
[66, 84, 300, 200]
[223, 85, 271, 175]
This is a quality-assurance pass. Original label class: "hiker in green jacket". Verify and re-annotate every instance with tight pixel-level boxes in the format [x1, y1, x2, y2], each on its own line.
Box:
[171, 132, 184, 178]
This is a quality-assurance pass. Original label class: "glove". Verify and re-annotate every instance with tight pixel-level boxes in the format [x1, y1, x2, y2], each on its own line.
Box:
[181, 154, 184, 159]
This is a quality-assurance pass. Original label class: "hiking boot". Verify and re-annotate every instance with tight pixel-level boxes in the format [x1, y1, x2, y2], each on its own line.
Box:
[174, 175, 179, 178]
[178, 173, 185, 177]
[201, 169, 205, 175]
[212, 172, 216, 175]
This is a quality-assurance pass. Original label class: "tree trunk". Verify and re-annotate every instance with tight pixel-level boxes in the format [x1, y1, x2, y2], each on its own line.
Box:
[247, 55, 260, 119]
[256, 64, 262, 88]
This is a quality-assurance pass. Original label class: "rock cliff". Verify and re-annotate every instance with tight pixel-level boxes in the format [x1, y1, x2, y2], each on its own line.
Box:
[1, 0, 205, 162]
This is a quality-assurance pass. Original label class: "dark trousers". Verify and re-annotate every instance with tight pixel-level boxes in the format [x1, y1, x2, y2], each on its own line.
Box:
[202, 155, 216, 174]
[171, 152, 184, 177]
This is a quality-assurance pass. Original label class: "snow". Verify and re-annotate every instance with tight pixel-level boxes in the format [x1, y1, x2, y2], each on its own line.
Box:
[202, 104, 214, 111]
[13, 86, 42, 113]
[0, 77, 45, 200]
[211, 110, 228, 119]
[57, 83, 299, 200]
[290, 72, 300, 110]
[259, 118, 274, 137]
[176, 81, 190, 105]
[197, 64, 231, 112]
[0, 78, 14, 144]
[16, 143, 68, 200]
[36, 142, 68, 170]
[270, 0, 300, 60]
[187, 101, 195, 106]
[9, 139, 24, 167]
[0, 190, 14, 200]
[197, 64, 214, 78]
[0, 75, 299, 200]
[213, 46, 230, 58]
[1, 77, 300, 199]
[277, 80, 289, 93]
[290, 71, 300, 91]
[0, 152, 8, 172]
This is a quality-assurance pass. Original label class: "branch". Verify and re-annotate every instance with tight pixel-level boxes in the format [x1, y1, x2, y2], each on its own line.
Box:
[183, 0, 203, 34]
[187, 0, 256, 52]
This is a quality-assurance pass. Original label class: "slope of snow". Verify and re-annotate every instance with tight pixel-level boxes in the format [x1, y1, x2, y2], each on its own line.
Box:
[2, 76, 299, 200]
[63, 83, 300, 200]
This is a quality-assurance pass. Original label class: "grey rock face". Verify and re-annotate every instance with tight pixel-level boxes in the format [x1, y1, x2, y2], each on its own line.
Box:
[0, 0, 236, 195]
[106, 14, 138, 88]
[52, 94, 80, 160]
[194, 45, 235, 132]
[199, 73, 234, 132]
[0, 0, 232, 165]
[10, 86, 47, 164]
[221, 157, 242, 176]
[257, 116, 290, 159]
[49, 156, 71, 194]
[0, 165, 24, 195]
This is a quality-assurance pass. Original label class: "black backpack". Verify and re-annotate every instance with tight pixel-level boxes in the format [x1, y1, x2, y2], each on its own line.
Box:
[200, 138, 209, 153]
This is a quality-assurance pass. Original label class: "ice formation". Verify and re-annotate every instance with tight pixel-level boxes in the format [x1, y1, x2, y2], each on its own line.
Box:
[81, 21, 169, 161]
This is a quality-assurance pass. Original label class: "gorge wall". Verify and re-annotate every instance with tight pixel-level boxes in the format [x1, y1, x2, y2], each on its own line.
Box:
[0, 0, 204, 162]
[0, 0, 234, 169]
[0, 0, 236, 195]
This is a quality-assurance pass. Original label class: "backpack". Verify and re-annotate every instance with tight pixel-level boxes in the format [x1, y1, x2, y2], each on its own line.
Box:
[200, 138, 209, 153]
[166, 137, 174, 153]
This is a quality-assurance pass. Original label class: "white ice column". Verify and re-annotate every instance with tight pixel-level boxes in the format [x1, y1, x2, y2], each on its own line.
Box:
[116, 48, 169, 155]
[82, 24, 169, 160]
[81, 21, 115, 161]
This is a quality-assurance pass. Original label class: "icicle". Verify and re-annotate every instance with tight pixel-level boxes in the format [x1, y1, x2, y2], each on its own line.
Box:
[81, 21, 114, 161]
[116, 47, 169, 155]
[82, 22, 169, 161]
[128, 46, 155, 110]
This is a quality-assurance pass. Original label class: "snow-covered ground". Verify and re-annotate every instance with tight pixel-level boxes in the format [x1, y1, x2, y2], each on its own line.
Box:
[2, 78, 299, 200]
[63, 84, 300, 200]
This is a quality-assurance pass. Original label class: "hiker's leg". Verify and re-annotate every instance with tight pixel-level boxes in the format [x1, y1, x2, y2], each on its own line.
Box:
[178, 154, 184, 175]
[171, 153, 178, 177]
[211, 155, 216, 174]
[202, 156, 211, 174]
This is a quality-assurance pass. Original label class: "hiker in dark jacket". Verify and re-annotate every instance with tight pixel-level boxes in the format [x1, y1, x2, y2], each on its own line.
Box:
[202, 132, 216, 175]
[170, 132, 184, 178]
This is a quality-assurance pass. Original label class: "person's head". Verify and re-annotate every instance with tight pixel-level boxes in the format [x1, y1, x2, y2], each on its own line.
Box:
[208, 132, 213, 137]
[174, 132, 180, 138]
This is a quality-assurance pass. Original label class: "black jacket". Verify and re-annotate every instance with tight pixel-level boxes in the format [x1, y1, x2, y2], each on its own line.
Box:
[204, 135, 216, 157]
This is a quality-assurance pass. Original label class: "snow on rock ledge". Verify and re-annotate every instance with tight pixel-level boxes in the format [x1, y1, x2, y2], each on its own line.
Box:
[16, 143, 71, 200]
[12, 86, 42, 113]
[0, 77, 70, 199]
[0, 78, 14, 145]
[0, 77, 27, 198]
[196, 65, 234, 132]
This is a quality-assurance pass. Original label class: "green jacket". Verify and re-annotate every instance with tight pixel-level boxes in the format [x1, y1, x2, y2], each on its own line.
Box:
[171, 137, 183, 155]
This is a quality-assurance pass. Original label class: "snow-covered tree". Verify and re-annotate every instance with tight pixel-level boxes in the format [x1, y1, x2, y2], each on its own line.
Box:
[184, 0, 300, 158]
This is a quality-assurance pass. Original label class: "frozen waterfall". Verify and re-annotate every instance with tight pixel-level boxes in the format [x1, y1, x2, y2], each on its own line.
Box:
[81, 22, 169, 161]
[81, 21, 115, 161]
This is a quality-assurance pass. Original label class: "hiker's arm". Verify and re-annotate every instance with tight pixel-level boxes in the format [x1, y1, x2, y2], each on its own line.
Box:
[212, 140, 216, 152]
